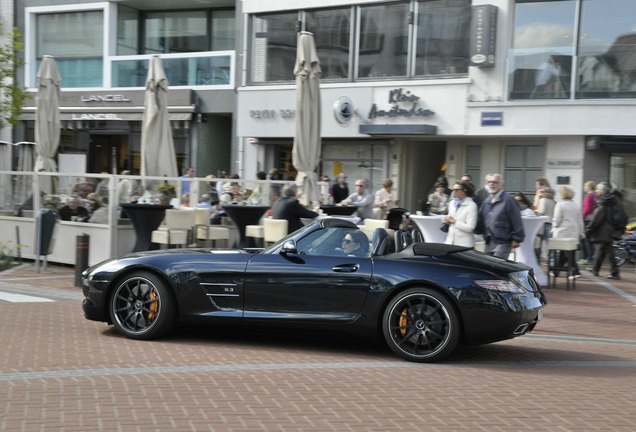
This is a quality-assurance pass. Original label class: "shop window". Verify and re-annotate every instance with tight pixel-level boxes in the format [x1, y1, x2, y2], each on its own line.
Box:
[504, 144, 545, 194]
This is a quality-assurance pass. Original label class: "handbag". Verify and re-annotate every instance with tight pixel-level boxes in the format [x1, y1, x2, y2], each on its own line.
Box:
[440, 223, 449, 233]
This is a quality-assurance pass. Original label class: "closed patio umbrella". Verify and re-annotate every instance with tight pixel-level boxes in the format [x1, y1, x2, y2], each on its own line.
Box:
[292, 31, 322, 207]
[34, 55, 61, 193]
[140, 55, 178, 180]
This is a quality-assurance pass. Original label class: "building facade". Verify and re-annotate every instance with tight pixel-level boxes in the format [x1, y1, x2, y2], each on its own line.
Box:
[12, 0, 237, 178]
[236, 0, 636, 214]
[5, 0, 636, 215]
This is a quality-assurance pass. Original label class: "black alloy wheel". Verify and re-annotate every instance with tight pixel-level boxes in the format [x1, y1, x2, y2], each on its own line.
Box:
[382, 287, 459, 362]
[109, 271, 176, 339]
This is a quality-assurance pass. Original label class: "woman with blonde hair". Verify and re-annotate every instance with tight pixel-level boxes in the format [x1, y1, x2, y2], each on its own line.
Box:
[551, 186, 585, 279]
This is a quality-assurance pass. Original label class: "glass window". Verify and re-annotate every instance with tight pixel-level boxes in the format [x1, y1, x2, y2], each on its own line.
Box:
[577, 0, 636, 98]
[117, 6, 139, 55]
[504, 144, 545, 193]
[358, 2, 409, 78]
[465, 145, 482, 184]
[509, 1, 576, 100]
[414, 0, 471, 76]
[306, 8, 351, 80]
[250, 12, 299, 83]
[144, 11, 207, 54]
[211, 10, 235, 51]
[37, 11, 104, 88]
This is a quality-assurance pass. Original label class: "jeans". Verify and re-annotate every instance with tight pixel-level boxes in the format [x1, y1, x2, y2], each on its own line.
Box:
[592, 241, 619, 276]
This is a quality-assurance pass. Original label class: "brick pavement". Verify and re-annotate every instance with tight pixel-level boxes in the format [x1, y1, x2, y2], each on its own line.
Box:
[0, 260, 635, 431]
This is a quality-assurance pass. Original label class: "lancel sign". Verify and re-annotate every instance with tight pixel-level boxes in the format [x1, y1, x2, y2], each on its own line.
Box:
[71, 94, 133, 120]
[80, 94, 132, 103]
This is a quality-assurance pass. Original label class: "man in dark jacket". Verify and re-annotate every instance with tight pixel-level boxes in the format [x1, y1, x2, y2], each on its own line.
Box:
[272, 183, 319, 234]
[586, 182, 620, 279]
[480, 173, 525, 259]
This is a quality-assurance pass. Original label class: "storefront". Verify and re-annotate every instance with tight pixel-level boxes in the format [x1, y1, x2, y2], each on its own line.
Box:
[18, 89, 196, 174]
[237, 82, 472, 212]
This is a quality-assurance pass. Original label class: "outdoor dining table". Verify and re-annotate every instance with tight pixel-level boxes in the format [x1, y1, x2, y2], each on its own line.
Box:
[410, 214, 549, 286]
[319, 205, 358, 216]
[222, 204, 270, 248]
[408, 214, 446, 243]
[121, 203, 173, 252]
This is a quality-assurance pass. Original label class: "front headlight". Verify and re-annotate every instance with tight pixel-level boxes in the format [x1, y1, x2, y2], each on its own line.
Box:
[474, 279, 525, 294]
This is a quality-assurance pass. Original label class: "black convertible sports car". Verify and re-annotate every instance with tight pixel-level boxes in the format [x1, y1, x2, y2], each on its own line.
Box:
[82, 219, 546, 362]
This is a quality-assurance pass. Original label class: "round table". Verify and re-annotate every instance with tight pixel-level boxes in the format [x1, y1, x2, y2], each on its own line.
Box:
[121, 203, 173, 252]
[408, 214, 446, 243]
[222, 205, 270, 248]
[320, 205, 358, 216]
[518, 216, 549, 286]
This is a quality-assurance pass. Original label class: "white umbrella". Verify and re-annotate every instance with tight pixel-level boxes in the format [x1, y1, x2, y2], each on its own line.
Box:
[13, 142, 36, 209]
[34, 55, 61, 193]
[140, 55, 178, 179]
[292, 31, 322, 207]
[0, 141, 12, 210]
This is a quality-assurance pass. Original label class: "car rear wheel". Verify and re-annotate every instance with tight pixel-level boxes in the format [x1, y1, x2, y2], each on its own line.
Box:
[109, 271, 176, 340]
[382, 287, 459, 362]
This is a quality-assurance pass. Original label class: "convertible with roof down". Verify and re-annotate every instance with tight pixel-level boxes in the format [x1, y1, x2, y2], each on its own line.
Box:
[82, 219, 546, 362]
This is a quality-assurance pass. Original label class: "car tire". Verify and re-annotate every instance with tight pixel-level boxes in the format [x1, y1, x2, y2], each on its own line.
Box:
[382, 287, 460, 362]
[109, 271, 176, 340]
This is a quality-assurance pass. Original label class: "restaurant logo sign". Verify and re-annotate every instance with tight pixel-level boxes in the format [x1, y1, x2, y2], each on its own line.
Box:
[368, 88, 434, 120]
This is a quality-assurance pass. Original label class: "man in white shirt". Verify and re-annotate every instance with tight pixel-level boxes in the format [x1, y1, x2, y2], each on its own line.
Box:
[340, 179, 374, 222]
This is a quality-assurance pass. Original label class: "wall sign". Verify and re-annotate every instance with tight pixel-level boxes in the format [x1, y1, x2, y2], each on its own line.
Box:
[481, 112, 503, 126]
[470, 5, 497, 68]
[368, 88, 434, 120]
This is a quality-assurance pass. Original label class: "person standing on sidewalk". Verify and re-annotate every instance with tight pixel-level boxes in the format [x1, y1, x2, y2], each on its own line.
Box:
[586, 182, 620, 280]
[551, 186, 585, 279]
[480, 173, 525, 259]
[578, 180, 596, 265]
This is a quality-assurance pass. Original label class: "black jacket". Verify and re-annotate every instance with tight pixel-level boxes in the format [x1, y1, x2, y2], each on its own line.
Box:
[586, 193, 618, 243]
[271, 197, 319, 234]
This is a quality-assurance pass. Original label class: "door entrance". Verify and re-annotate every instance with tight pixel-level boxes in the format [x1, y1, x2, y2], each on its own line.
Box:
[88, 134, 128, 174]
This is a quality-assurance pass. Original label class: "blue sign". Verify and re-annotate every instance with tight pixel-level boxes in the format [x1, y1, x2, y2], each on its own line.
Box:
[481, 112, 503, 126]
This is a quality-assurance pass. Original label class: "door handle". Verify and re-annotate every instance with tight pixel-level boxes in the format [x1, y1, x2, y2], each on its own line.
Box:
[332, 264, 360, 272]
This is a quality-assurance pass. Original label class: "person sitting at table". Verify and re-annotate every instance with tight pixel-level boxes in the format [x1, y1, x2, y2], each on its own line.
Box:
[247, 171, 267, 204]
[89, 196, 110, 224]
[339, 179, 374, 222]
[272, 183, 319, 234]
[335, 230, 370, 257]
[428, 182, 449, 215]
[59, 195, 90, 222]
[374, 178, 399, 220]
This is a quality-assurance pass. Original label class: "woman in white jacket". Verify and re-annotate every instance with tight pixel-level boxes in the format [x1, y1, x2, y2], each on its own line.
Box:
[443, 181, 478, 247]
[551, 186, 585, 277]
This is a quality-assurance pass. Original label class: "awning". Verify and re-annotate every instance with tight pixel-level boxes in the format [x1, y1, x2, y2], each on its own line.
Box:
[359, 124, 438, 135]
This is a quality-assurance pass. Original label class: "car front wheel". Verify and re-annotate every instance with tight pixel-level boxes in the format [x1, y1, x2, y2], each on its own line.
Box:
[109, 271, 176, 340]
[382, 287, 459, 362]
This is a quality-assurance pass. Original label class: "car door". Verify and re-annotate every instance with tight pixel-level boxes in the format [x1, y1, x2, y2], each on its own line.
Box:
[243, 232, 373, 323]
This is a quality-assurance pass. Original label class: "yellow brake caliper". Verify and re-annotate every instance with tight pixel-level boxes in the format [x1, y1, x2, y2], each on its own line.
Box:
[148, 290, 158, 321]
[399, 308, 408, 336]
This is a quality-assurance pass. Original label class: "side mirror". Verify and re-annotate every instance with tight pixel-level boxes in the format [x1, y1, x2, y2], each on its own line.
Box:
[280, 239, 298, 255]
